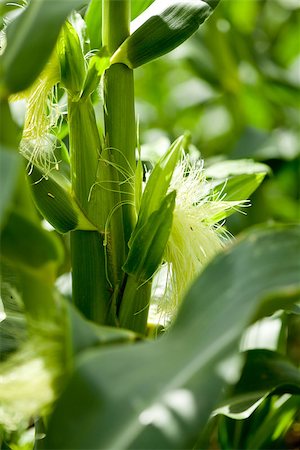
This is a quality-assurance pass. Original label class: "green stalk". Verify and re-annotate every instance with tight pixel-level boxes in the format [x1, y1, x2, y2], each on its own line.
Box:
[102, 0, 136, 257]
[69, 98, 112, 324]
[118, 275, 152, 335]
[102, 0, 154, 334]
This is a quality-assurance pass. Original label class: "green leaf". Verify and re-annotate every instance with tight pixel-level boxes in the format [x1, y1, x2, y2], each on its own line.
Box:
[66, 302, 138, 356]
[217, 349, 300, 419]
[85, 0, 102, 50]
[246, 395, 300, 450]
[58, 21, 86, 98]
[0, 282, 27, 360]
[131, 0, 154, 20]
[251, 287, 300, 323]
[206, 159, 270, 180]
[207, 160, 270, 204]
[218, 394, 300, 450]
[0, 0, 83, 94]
[1, 210, 63, 272]
[111, 0, 220, 68]
[45, 225, 300, 449]
[205, 159, 270, 222]
[0, 100, 22, 228]
[0, 148, 21, 229]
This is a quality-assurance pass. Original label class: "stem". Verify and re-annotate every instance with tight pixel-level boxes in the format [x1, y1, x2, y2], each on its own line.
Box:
[118, 276, 152, 335]
[69, 98, 111, 324]
[71, 230, 111, 323]
[102, 0, 152, 333]
[102, 0, 136, 257]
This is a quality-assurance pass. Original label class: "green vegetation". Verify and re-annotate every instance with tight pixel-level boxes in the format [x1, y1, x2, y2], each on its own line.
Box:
[0, 0, 299, 448]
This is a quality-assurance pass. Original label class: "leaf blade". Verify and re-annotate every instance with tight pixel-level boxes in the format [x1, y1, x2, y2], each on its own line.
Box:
[1, 0, 83, 93]
[45, 225, 300, 449]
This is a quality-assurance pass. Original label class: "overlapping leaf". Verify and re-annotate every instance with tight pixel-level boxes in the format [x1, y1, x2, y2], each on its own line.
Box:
[1, 0, 83, 94]
[45, 225, 300, 449]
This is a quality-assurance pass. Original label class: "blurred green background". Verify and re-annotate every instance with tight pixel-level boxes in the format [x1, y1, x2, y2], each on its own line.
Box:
[134, 0, 300, 234]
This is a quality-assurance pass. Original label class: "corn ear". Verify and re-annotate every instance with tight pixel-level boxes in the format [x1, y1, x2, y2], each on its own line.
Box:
[111, 0, 219, 68]
[133, 136, 182, 240]
[123, 191, 176, 282]
[30, 167, 96, 234]
[58, 21, 86, 99]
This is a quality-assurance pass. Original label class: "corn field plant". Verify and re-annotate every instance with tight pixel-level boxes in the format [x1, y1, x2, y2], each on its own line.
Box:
[0, 0, 300, 448]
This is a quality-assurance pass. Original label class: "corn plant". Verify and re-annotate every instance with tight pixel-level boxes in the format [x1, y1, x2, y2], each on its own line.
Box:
[0, 0, 300, 448]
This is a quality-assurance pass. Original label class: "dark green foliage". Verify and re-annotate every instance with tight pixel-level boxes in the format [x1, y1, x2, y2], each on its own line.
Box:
[0, 1, 299, 448]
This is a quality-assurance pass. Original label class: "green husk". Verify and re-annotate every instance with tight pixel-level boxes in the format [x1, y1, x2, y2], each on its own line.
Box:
[30, 166, 96, 234]
[124, 191, 176, 282]
[58, 21, 86, 99]
[111, 0, 218, 68]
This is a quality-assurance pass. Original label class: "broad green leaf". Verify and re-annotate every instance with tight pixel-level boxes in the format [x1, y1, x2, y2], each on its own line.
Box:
[111, 0, 220, 68]
[246, 395, 300, 450]
[205, 160, 270, 222]
[1, 210, 63, 272]
[251, 288, 300, 323]
[205, 159, 270, 180]
[131, 0, 154, 20]
[0, 100, 22, 228]
[85, 0, 102, 50]
[215, 173, 266, 201]
[45, 225, 300, 449]
[0, 282, 27, 360]
[0, 148, 21, 228]
[67, 302, 138, 356]
[1, 0, 83, 94]
[218, 395, 300, 450]
[217, 349, 300, 419]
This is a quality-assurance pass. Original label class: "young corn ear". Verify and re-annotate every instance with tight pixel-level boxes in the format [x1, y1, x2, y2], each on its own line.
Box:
[131, 136, 183, 246]
[158, 157, 246, 318]
[58, 21, 86, 99]
[123, 191, 176, 283]
[111, 0, 219, 68]
[30, 166, 96, 234]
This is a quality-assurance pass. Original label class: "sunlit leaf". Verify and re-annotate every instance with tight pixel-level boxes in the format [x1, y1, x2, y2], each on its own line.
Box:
[131, 0, 154, 20]
[0, 148, 21, 228]
[1, 0, 84, 94]
[217, 349, 300, 419]
[1, 210, 63, 271]
[45, 225, 300, 449]
[85, 0, 102, 50]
